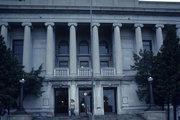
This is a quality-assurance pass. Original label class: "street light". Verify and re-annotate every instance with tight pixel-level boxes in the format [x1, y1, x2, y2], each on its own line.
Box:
[18, 78, 26, 114]
[148, 76, 154, 110]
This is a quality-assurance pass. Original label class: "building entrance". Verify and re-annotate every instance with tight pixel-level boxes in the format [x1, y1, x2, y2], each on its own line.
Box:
[79, 88, 92, 116]
[103, 87, 117, 114]
[54, 88, 68, 116]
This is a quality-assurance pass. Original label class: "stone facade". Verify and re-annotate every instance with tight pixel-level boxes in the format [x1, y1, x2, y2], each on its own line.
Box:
[0, 0, 180, 118]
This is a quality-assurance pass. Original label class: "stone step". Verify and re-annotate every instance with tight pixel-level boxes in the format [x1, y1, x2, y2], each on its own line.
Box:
[33, 114, 145, 120]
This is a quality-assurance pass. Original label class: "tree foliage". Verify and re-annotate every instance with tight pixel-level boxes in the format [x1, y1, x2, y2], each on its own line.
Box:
[131, 50, 153, 104]
[24, 66, 44, 97]
[0, 36, 24, 114]
[132, 27, 180, 120]
[0, 35, 44, 115]
[152, 27, 180, 120]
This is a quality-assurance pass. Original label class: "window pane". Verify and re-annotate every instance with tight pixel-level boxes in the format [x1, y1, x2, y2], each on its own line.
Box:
[100, 61, 109, 67]
[100, 42, 108, 54]
[79, 41, 89, 54]
[80, 61, 89, 68]
[58, 42, 69, 54]
[59, 61, 68, 67]
[143, 40, 152, 51]
[13, 40, 23, 64]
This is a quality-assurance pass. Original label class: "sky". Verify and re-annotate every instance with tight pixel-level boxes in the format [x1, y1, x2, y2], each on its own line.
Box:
[139, 0, 180, 2]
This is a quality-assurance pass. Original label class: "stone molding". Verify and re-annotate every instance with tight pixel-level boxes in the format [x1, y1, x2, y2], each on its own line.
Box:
[113, 23, 122, 27]
[155, 24, 164, 28]
[91, 23, 100, 27]
[134, 24, 144, 28]
[176, 24, 180, 29]
[45, 22, 55, 27]
[68, 22, 77, 27]
[0, 22, 8, 27]
[22, 22, 32, 27]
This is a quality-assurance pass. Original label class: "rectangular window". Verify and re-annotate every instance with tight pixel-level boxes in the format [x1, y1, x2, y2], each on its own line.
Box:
[59, 61, 68, 67]
[100, 61, 109, 68]
[80, 61, 89, 68]
[13, 40, 23, 64]
[143, 40, 152, 51]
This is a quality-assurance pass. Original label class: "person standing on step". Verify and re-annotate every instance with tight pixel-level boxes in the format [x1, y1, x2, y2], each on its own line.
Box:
[70, 99, 75, 116]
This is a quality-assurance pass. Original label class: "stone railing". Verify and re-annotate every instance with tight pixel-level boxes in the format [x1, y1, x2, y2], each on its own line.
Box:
[53, 67, 116, 77]
[101, 67, 116, 76]
[54, 68, 69, 76]
[78, 67, 92, 77]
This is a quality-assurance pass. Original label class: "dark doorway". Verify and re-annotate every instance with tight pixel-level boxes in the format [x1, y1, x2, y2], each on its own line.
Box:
[103, 87, 117, 114]
[79, 88, 92, 116]
[54, 88, 68, 116]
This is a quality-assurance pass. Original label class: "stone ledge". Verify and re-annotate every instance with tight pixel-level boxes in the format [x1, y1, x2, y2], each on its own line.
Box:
[8, 115, 32, 120]
[144, 111, 166, 120]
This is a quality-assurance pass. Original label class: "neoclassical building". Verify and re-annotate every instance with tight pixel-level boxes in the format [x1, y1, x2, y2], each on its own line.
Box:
[0, 0, 180, 117]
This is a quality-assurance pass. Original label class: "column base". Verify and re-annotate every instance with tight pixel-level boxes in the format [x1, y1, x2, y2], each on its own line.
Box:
[93, 73, 100, 76]
[70, 73, 77, 76]
[116, 73, 124, 76]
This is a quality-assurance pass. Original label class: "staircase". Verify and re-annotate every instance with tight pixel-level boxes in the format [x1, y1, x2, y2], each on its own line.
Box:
[33, 114, 145, 120]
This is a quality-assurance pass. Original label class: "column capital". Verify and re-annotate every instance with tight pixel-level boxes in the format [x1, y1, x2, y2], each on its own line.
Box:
[45, 22, 55, 27]
[0, 22, 8, 27]
[134, 24, 144, 28]
[176, 25, 180, 29]
[155, 24, 164, 28]
[113, 23, 122, 27]
[22, 22, 32, 27]
[68, 22, 77, 27]
[91, 23, 100, 27]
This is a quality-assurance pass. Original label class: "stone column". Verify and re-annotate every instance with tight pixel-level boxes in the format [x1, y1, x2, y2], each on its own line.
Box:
[92, 23, 100, 76]
[22, 23, 32, 72]
[0, 23, 8, 47]
[155, 24, 164, 52]
[134, 24, 144, 54]
[94, 83, 103, 115]
[176, 25, 180, 38]
[113, 23, 123, 76]
[68, 23, 77, 76]
[45, 22, 55, 76]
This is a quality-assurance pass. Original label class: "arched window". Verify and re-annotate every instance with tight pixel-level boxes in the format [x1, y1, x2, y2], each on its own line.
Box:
[99, 41, 109, 54]
[58, 41, 69, 54]
[79, 41, 89, 54]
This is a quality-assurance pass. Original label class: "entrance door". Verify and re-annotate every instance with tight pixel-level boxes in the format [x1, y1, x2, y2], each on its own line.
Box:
[79, 88, 92, 116]
[103, 87, 117, 114]
[54, 88, 68, 116]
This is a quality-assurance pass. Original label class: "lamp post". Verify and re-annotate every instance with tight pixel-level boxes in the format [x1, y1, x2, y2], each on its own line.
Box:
[148, 76, 154, 110]
[18, 78, 26, 113]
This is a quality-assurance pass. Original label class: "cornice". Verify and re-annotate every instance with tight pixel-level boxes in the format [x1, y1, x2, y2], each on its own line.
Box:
[0, 5, 180, 17]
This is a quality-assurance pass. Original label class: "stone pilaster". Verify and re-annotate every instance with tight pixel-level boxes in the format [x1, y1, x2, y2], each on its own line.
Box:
[70, 81, 78, 115]
[155, 24, 164, 52]
[0, 23, 8, 47]
[117, 84, 123, 114]
[45, 22, 55, 76]
[176, 25, 180, 38]
[113, 23, 123, 76]
[92, 23, 100, 76]
[134, 24, 144, 54]
[68, 23, 77, 76]
[22, 22, 32, 72]
[94, 84, 103, 115]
